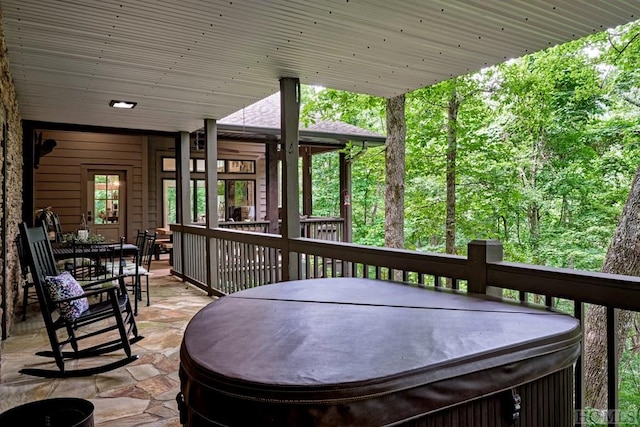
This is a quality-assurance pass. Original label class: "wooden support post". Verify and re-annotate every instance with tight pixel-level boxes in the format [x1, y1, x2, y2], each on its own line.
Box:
[339, 152, 352, 243]
[467, 239, 503, 297]
[280, 77, 301, 281]
[205, 119, 218, 228]
[177, 131, 191, 224]
[265, 142, 279, 234]
[606, 307, 619, 426]
[205, 119, 218, 295]
[574, 301, 585, 426]
[176, 131, 190, 281]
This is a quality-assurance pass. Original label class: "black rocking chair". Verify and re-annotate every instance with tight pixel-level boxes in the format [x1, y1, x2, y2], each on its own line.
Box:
[18, 222, 143, 378]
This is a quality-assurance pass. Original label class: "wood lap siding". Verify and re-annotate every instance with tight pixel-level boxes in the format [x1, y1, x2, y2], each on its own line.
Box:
[34, 131, 145, 241]
[34, 132, 269, 243]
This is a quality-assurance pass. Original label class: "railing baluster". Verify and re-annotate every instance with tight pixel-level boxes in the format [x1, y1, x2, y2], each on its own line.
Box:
[574, 300, 584, 427]
[257, 246, 263, 286]
[546, 295, 553, 308]
[312, 254, 318, 278]
[606, 307, 618, 427]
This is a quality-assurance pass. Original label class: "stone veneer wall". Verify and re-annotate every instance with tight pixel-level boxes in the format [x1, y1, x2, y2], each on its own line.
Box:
[0, 10, 24, 351]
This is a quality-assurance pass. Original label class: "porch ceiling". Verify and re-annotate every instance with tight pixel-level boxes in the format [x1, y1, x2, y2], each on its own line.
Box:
[1, 1, 637, 133]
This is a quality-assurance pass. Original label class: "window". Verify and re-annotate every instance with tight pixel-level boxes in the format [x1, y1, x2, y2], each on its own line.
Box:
[222, 180, 255, 221]
[162, 179, 177, 226]
[162, 158, 176, 172]
[161, 158, 257, 225]
[162, 179, 207, 225]
[227, 160, 255, 173]
[162, 157, 254, 174]
[194, 179, 206, 222]
[94, 174, 120, 224]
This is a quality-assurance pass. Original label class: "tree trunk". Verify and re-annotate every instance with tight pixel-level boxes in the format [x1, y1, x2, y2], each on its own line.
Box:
[527, 203, 541, 261]
[446, 85, 460, 256]
[584, 164, 640, 409]
[385, 94, 406, 251]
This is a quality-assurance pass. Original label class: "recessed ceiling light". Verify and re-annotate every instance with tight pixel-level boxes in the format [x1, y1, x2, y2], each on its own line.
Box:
[109, 100, 137, 109]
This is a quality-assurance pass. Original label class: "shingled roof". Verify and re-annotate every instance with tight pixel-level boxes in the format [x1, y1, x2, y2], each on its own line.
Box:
[217, 93, 386, 146]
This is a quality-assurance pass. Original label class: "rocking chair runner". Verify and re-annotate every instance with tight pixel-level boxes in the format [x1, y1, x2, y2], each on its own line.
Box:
[18, 222, 143, 378]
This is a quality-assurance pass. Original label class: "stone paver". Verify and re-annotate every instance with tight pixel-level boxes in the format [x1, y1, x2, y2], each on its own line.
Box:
[0, 261, 213, 425]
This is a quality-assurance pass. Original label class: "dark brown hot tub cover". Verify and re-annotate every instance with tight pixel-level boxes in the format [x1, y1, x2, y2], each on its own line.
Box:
[180, 278, 581, 426]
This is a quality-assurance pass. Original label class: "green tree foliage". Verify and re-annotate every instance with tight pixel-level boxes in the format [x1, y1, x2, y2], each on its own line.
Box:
[304, 18, 640, 414]
[302, 89, 387, 244]
[303, 20, 640, 269]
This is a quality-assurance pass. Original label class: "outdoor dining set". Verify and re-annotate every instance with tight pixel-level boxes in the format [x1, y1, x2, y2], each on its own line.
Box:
[15, 220, 158, 378]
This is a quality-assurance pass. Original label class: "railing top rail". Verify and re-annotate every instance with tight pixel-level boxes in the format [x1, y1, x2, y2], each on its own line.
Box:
[171, 224, 640, 312]
[488, 261, 640, 311]
[290, 238, 468, 280]
[177, 217, 346, 228]
[219, 220, 269, 226]
[300, 217, 345, 223]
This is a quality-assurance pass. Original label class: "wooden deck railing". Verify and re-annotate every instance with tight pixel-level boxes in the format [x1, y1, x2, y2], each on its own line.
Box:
[170, 224, 640, 426]
[217, 217, 344, 241]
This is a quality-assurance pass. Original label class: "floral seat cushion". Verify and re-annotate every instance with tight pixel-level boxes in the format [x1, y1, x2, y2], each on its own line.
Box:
[44, 271, 89, 321]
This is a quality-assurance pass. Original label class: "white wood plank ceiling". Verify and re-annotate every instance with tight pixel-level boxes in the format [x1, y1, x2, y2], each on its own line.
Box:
[1, 0, 637, 132]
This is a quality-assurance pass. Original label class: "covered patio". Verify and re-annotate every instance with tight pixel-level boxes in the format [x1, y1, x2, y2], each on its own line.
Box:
[0, 258, 208, 425]
[1, 1, 640, 425]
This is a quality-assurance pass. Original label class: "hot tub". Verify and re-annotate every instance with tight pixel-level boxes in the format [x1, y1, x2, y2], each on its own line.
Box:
[179, 278, 581, 426]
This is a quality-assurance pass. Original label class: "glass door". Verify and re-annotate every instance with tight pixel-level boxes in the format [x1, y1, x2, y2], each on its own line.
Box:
[87, 171, 126, 242]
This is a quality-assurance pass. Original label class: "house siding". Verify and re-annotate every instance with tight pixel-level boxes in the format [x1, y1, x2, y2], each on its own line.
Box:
[34, 131, 145, 243]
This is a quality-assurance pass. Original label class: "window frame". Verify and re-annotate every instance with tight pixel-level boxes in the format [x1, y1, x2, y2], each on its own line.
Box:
[161, 157, 258, 226]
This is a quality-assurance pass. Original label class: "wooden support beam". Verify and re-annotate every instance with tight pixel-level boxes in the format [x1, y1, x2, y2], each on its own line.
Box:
[205, 119, 218, 295]
[467, 239, 503, 296]
[280, 77, 301, 281]
[339, 152, 352, 243]
[177, 131, 190, 282]
[607, 307, 619, 426]
[177, 131, 191, 224]
[204, 119, 218, 228]
[574, 302, 585, 426]
[265, 142, 279, 234]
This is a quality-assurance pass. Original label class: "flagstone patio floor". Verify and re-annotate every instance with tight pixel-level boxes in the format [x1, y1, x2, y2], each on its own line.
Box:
[0, 258, 214, 426]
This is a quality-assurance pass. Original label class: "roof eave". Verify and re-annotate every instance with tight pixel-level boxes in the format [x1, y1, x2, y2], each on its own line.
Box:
[217, 123, 386, 146]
